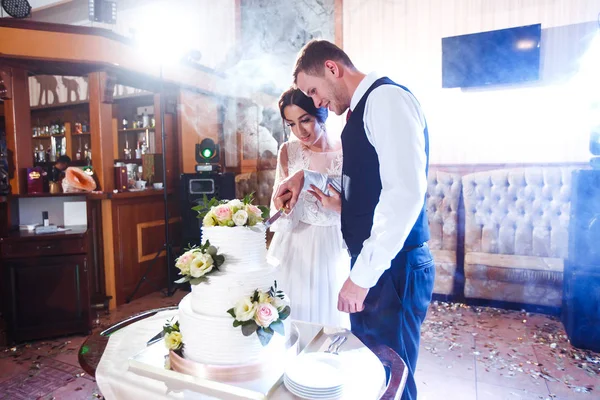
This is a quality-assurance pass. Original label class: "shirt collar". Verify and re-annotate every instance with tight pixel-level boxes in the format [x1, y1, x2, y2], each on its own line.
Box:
[349, 72, 382, 112]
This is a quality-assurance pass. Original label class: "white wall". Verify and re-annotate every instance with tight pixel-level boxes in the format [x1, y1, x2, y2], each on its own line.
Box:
[343, 0, 600, 164]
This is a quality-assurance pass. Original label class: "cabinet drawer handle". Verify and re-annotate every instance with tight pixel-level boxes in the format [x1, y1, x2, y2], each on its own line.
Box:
[37, 245, 55, 250]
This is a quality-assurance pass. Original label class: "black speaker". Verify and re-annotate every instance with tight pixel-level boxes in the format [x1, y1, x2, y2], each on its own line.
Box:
[562, 261, 600, 352]
[568, 169, 600, 265]
[179, 172, 235, 249]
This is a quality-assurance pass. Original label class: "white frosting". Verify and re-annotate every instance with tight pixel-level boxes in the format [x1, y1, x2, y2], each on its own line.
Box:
[178, 225, 289, 365]
[190, 267, 277, 316]
[179, 294, 290, 365]
[201, 226, 267, 273]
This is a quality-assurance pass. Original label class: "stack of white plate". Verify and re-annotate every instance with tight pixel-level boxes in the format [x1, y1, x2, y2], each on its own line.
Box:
[284, 352, 345, 399]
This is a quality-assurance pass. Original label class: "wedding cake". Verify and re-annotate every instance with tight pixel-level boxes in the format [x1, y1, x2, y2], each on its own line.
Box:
[164, 198, 291, 366]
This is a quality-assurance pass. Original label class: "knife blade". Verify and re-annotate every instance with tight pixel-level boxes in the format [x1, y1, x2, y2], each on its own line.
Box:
[146, 330, 165, 346]
[264, 208, 285, 229]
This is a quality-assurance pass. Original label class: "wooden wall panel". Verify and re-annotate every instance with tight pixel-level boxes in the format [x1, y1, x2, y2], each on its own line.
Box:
[111, 195, 181, 305]
[3, 68, 32, 194]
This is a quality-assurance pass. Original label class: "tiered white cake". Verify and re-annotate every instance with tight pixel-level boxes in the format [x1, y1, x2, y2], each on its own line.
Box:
[178, 226, 290, 365]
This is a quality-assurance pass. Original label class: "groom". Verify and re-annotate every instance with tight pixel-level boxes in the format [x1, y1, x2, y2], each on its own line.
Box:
[274, 40, 435, 400]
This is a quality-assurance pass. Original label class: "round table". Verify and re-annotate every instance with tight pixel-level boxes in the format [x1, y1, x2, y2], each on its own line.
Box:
[79, 307, 407, 399]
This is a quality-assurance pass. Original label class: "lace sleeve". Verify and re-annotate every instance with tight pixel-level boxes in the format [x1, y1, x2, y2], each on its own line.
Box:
[269, 142, 300, 232]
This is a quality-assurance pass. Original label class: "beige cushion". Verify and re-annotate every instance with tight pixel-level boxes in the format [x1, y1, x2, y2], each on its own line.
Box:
[462, 167, 574, 258]
[462, 167, 574, 306]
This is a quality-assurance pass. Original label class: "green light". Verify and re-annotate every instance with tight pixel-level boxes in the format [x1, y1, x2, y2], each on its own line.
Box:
[202, 148, 213, 159]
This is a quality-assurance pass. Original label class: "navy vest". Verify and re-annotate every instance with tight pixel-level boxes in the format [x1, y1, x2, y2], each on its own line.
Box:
[341, 77, 430, 257]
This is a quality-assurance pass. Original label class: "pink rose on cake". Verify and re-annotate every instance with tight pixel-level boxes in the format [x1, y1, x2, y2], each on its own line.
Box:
[245, 204, 262, 217]
[227, 281, 291, 346]
[255, 303, 279, 328]
[213, 204, 233, 223]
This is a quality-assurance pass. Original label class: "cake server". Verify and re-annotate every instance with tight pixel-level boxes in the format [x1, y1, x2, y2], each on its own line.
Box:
[264, 208, 285, 229]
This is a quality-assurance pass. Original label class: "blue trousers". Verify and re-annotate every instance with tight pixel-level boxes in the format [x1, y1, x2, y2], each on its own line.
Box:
[350, 244, 435, 400]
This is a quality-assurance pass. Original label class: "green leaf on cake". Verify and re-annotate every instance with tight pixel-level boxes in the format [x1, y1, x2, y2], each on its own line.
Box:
[233, 320, 243, 328]
[252, 290, 259, 303]
[278, 306, 291, 320]
[256, 327, 273, 346]
[207, 245, 218, 256]
[243, 192, 255, 205]
[227, 308, 236, 318]
[213, 255, 225, 267]
[242, 321, 258, 337]
[259, 205, 270, 220]
[270, 320, 285, 336]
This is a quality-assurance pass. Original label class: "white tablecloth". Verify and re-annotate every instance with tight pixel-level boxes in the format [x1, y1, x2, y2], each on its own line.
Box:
[96, 310, 385, 399]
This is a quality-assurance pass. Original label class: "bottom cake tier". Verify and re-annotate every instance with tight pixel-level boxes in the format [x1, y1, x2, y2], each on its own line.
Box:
[178, 294, 290, 365]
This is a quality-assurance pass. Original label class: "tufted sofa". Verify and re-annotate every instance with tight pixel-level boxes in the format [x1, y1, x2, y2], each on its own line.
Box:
[234, 170, 276, 207]
[426, 170, 462, 296]
[462, 167, 575, 307]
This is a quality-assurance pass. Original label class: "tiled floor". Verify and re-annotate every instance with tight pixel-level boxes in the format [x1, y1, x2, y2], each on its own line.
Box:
[0, 292, 598, 399]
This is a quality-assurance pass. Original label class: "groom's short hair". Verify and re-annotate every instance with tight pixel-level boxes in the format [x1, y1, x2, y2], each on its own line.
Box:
[293, 40, 355, 83]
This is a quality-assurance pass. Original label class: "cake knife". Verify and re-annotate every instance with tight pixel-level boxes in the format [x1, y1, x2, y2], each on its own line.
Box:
[264, 208, 286, 229]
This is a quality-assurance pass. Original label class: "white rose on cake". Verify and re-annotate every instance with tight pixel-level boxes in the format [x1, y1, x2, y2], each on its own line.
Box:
[255, 303, 279, 328]
[189, 253, 214, 278]
[228, 199, 244, 211]
[233, 210, 249, 226]
[203, 211, 216, 227]
[234, 297, 257, 322]
[165, 331, 182, 350]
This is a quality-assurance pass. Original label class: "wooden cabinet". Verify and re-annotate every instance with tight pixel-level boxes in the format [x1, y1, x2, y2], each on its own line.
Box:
[0, 228, 92, 343]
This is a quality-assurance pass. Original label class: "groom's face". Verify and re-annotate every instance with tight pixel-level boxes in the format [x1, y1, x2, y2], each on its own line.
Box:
[296, 69, 348, 116]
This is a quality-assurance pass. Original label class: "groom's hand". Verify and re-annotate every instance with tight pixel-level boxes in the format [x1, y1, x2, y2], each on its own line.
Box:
[338, 278, 369, 313]
[274, 170, 304, 211]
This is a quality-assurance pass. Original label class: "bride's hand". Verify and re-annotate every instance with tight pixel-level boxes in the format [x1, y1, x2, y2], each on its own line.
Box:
[308, 184, 341, 214]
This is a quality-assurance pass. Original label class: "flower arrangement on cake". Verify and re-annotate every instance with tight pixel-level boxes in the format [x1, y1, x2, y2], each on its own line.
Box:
[163, 318, 183, 355]
[192, 193, 270, 227]
[227, 281, 291, 346]
[174, 241, 225, 285]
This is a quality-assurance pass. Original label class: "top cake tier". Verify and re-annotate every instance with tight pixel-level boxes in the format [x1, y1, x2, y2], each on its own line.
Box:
[201, 226, 267, 272]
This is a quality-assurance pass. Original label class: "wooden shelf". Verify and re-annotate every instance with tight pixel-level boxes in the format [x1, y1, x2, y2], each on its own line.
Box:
[72, 133, 91, 136]
[118, 128, 155, 133]
[114, 158, 142, 164]
[32, 134, 66, 139]
[30, 100, 90, 112]
[33, 160, 91, 167]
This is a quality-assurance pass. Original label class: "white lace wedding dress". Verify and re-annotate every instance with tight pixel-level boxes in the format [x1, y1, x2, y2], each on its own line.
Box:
[267, 140, 350, 328]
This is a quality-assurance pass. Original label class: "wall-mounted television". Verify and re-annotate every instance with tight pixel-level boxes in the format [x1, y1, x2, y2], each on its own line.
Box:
[442, 24, 542, 88]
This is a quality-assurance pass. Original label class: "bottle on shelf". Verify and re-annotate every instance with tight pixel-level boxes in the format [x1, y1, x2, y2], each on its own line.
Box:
[124, 138, 132, 160]
[142, 108, 149, 128]
[76, 137, 82, 161]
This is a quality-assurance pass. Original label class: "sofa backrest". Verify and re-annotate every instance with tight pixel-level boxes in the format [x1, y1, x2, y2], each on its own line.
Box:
[427, 170, 462, 251]
[462, 167, 575, 258]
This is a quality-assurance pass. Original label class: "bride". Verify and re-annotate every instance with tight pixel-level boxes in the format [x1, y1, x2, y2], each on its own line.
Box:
[267, 87, 350, 328]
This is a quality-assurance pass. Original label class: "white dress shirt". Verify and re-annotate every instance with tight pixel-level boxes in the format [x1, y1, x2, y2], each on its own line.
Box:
[303, 72, 428, 288]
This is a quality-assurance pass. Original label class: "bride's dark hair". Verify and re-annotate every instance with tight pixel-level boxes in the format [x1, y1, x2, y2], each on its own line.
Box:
[278, 87, 328, 124]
